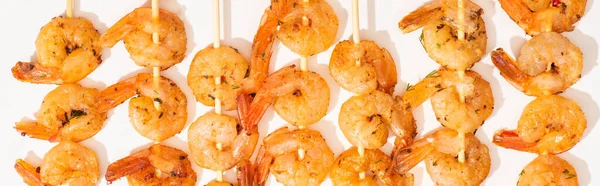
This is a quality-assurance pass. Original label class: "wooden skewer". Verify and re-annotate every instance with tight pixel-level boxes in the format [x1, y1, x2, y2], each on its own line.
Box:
[456, 0, 466, 164]
[296, 0, 311, 161]
[151, 0, 161, 111]
[213, 0, 224, 181]
[358, 144, 365, 180]
[66, 0, 73, 18]
[352, 0, 361, 67]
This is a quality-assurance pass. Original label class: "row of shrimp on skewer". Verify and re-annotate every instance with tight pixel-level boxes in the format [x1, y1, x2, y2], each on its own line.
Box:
[391, 0, 589, 185]
[12, 1, 197, 185]
[491, 0, 588, 184]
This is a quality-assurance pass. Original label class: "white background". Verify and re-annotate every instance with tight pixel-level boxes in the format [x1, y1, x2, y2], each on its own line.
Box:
[0, 0, 598, 185]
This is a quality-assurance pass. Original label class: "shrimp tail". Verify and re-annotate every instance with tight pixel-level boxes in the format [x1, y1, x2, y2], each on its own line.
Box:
[390, 96, 417, 147]
[374, 49, 399, 95]
[243, 9, 278, 94]
[243, 94, 275, 130]
[14, 159, 43, 186]
[98, 17, 136, 48]
[398, 0, 443, 33]
[237, 93, 254, 131]
[255, 146, 274, 186]
[96, 77, 137, 113]
[392, 137, 436, 174]
[105, 152, 151, 183]
[498, 0, 534, 31]
[491, 48, 529, 91]
[11, 62, 61, 84]
[237, 160, 256, 186]
[232, 130, 259, 162]
[493, 130, 537, 152]
[14, 121, 56, 141]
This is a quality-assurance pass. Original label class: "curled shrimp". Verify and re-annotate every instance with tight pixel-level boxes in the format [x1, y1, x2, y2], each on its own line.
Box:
[12, 16, 102, 84]
[399, 0, 484, 34]
[187, 112, 258, 172]
[105, 144, 197, 185]
[15, 141, 100, 186]
[188, 45, 249, 111]
[393, 128, 491, 186]
[244, 65, 330, 128]
[399, 0, 487, 71]
[517, 155, 579, 186]
[272, 0, 339, 56]
[498, 0, 586, 35]
[99, 7, 187, 69]
[96, 73, 187, 142]
[493, 95, 586, 155]
[256, 127, 335, 186]
[330, 147, 414, 186]
[403, 68, 494, 134]
[339, 90, 393, 149]
[491, 32, 583, 96]
[15, 84, 107, 142]
[329, 40, 398, 94]
[242, 9, 278, 95]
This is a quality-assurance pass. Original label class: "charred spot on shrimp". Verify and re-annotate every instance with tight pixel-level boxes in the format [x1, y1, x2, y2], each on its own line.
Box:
[293, 90, 302, 96]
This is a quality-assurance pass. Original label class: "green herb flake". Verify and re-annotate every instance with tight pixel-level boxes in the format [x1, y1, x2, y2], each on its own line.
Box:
[432, 160, 438, 166]
[419, 32, 426, 51]
[426, 70, 439, 78]
[406, 83, 414, 91]
[436, 43, 441, 48]
[563, 169, 576, 179]
[519, 170, 524, 176]
[475, 109, 480, 114]
[70, 110, 86, 118]
[232, 85, 240, 89]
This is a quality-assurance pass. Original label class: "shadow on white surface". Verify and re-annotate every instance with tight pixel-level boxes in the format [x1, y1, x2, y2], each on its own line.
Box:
[561, 152, 591, 185]
[328, 0, 349, 44]
[474, 63, 505, 118]
[509, 36, 527, 57]
[476, 127, 502, 178]
[81, 138, 108, 183]
[567, 29, 599, 77]
[563, 88, 600, 141]
[312, 119, 346, 155]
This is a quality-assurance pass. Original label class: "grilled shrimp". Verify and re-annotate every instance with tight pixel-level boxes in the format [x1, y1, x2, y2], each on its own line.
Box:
[12, 16, 102, 84]
[15, 84, 107, 142]
[403, 69, 494, 134]
[243, 65, 330, 128]
[399, 0, 487, 71]
[493, 95, 586, 155]
[105, 144, 196, 185]
[187, 112, 258, 172]
[188, 45, 249, 110]
[491, 32, 583, 96]
[272, 0, 339, 56]
[242, 8, 278, 95]
[339, 90, 393, 149]
[330, 147, 414, 186]
[517, 155, 579, 186]
[393, 129, 491, 186]
[329, 40, 398, 94]
[498, 0, 586, 35]
[15, 141, 100, 186]
[96, 73, 187, 142]
[255, 128, 335, 186]
[99, 7, 187, 69]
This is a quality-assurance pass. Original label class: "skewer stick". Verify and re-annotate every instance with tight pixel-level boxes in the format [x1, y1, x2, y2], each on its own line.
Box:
[66, 0, 73, 18]
[458, 132, 466, 163]
[456, 0, 467, 164]
[151, 0, 161, 111]
[457, 0, 465, 40]
[212, 0, 224, 181]
[352, 0, 361, 67]
[358, 144, 366, 180]
[295, 0, 311, 161]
